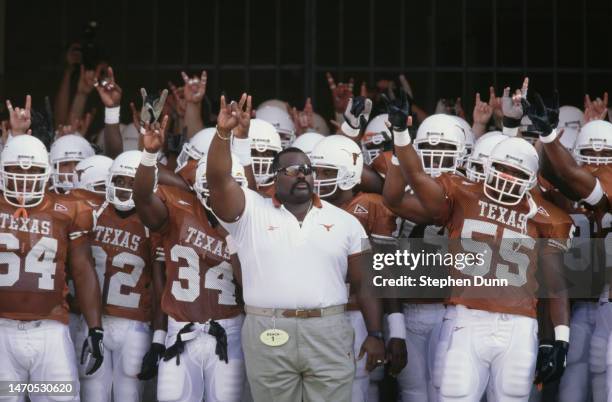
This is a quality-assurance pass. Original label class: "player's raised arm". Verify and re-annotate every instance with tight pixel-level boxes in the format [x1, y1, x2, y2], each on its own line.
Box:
[133, 115, 170, 231]
[207, 94, 249, 222]
[526, 93, 608, 210]
[383, 147, 436, 224]
[94, 66, 123, 158]
[385, 90, 446, 217]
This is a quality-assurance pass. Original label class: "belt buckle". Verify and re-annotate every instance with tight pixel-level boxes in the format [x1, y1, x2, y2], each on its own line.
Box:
[17, 322, 25, 330]
[294, 309, 308, 319]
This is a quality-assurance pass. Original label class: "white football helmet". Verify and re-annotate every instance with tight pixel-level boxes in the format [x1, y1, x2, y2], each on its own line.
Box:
[249, 118, 282, 186]
[361, 114, 392, 165]
[292, 132, 325, 157]
[1, 136, 50, 208]
[557, 106, 584, 151]
[451, 116, 474, 159]
[49, 134, 95, 192]
[310, 135, 363, 198]
[106, 150, 144, 211]
[465, 132, 506, 182]
[194, 153, 247, 210]
[75, 155, 113, 194]
[256, 105, 296, 148]
[414, 114, 466, 176]
[484, 137, 539, 206]
[573, 119, 612, 165]
[175, 128, 216, 173]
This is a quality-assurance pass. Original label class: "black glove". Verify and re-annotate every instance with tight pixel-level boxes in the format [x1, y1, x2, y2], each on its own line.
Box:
[208, 320, 228, 363]
[343, 96, 372, 134]
[382, 88, 411, 131]
[138, 342, 166, 380]
[534, 339, 569, 384]
[81, 327, 104, 375]
[522, 92, 559, 136]
[163, 323, 194, 366]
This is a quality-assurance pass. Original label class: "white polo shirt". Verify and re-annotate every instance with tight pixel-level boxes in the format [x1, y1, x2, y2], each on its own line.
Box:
[219, 188, 369, 309]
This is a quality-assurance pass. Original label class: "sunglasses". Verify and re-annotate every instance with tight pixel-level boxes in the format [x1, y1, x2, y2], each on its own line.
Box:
[276, 164, 313, 177]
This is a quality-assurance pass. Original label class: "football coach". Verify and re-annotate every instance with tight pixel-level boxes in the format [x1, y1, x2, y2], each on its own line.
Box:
[206, 94, 385, 402]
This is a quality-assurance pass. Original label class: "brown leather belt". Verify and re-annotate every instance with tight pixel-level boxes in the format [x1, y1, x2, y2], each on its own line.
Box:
[245, 304, 346, 319]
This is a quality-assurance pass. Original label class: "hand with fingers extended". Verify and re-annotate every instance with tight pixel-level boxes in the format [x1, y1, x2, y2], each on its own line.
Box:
[58, 110, 95, 137]
[382, 89, 411, 132]
[488, 86, 503, 119]
[342, 96, 372, 137]
[181, 71, 208, 104]
[291, 98, 314, 135]
[140, 88, 169, 128]
[217, 95, 242, 138]
[523, 91, 560, 137]
[327, 72, 355, 113]
[584, 92, 609, 122]
[141, 115, 170, 154]
[233, 93, 253, 139]
[6, 95, 32, 135]
[502, 77, 529, 120]
[94, 67, 122, 108]
[473, 92, 493, 126]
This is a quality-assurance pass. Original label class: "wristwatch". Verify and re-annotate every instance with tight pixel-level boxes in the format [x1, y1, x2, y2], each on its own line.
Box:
[368, 331, 384, 340]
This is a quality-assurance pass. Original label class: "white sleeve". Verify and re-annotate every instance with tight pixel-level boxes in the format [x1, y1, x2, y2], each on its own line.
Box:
[217, 187, 260, 245]
[347, 214, 370, 256]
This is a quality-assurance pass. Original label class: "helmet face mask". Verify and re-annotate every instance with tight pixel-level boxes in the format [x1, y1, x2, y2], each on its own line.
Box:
[175, 143, 203, 173]
[484, 162, 535, 205]
[194, 157, 247, 210]
[465, 158, 485, 182]
[1, 136, 51, 208]
[310, 135, 363, 198]
[313, 165, 340, 198]
[573, 119, 612, 165]
[415, 142, 462, 177]
[107, 174, 135, 211]
[51, 160, 80, 192]
[414, 114, 467, 177]
[2, 165, 49, 207]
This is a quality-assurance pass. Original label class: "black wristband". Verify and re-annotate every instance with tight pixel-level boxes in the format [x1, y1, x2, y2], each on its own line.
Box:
[502, 116, 521, 128]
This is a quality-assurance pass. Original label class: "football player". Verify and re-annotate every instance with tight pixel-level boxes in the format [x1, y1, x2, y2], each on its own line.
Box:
[310, 134, 407, 402]
[249, 118, 282, 197]
[391, 107, 573, 401]
[133, 116, 246, 402]
[77, 150, 156, 402]
[49, 134, 96, 194]
[383, 113, 469, 402]
[175, 128, 215, 189]
[0, 134, 104, 400]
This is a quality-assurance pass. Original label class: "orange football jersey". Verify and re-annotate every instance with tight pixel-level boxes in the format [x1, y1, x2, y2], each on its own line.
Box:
[91, 203, 153, 322]
[342, 192, 397, 310]
[155, 185, 242, 323]
[0, 191, 95, 324]
[434, 173, 573, 318]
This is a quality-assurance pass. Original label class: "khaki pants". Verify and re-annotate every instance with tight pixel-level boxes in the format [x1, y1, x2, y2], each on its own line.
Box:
[242, 313, 355, 402]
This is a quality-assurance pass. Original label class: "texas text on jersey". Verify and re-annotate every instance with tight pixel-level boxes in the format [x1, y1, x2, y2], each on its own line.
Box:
[434, 173, 574, 318]
[155, 185, 242, 322]
[91, 202, 154, 322]
[0, 190, 94, 323]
